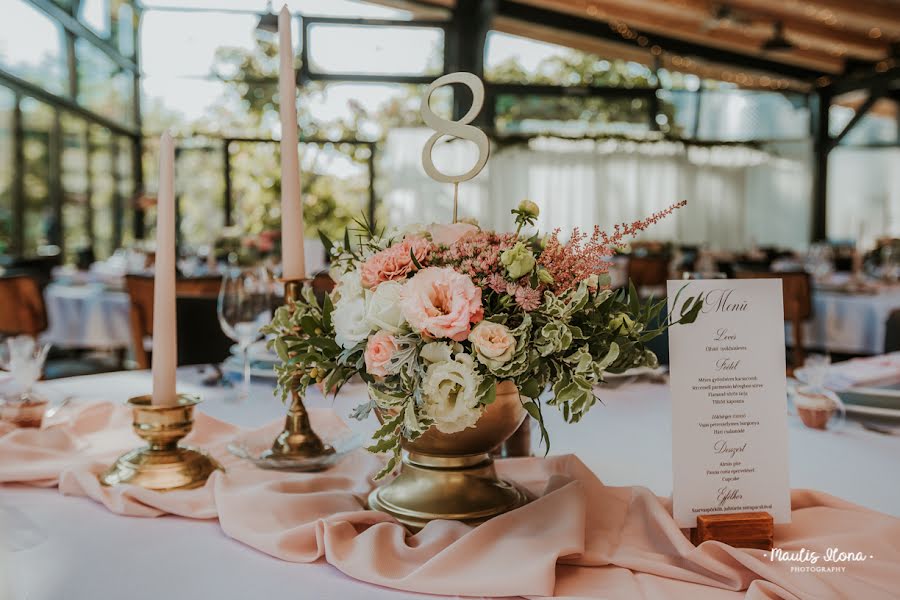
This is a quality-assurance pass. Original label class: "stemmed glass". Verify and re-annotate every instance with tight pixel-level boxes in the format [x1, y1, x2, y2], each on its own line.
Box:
[217, 267, 272, 400]
[1, 336, 51, 402]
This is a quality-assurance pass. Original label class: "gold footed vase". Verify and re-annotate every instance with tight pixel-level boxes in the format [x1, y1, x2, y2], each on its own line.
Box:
[99, 395, 221, 491]
[368, 380, 530, 530]
[262, 387, 335, 460]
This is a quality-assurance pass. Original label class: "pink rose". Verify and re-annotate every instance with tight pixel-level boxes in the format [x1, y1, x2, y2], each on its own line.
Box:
[429, 223, 478, 247]
[468, 321, 515, 369]
[364, 330, 399, 378]
[360, 237, 431, 289]
[400, 267, 483, 341]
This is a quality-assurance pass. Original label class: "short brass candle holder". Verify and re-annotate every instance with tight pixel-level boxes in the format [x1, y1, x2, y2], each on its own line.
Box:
[99, 394, 222, 491]
[262, 278, 334, 463]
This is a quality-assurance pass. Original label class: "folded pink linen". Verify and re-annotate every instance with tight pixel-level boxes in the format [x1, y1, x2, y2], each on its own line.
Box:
[4, 402, 899, 599]
[214, 453, 900, 599]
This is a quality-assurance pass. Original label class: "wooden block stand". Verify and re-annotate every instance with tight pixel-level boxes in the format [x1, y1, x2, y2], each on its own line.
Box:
[690, 512, 774, 551]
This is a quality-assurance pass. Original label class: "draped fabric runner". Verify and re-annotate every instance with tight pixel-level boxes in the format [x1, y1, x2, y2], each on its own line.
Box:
[2, 401, 898, 599]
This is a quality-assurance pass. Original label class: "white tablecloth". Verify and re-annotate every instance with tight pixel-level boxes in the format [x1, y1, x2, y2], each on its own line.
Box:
[41, 284, 132, 350]
[787, 287, 900, 355]
[3, 370, 900, 600]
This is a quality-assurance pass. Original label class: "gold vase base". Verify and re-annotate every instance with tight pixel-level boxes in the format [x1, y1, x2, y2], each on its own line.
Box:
[261, 431, 336, 462]
[368, 452, 530, 531]
[99, 445, 221, 491]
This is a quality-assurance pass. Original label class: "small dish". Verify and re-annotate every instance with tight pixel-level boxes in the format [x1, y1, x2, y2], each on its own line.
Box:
[227, 430, 362, 472]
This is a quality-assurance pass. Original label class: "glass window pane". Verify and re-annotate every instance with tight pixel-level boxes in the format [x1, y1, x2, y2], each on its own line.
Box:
[21, 99, 54, 257]
[90, 126, 114, 259]
[307, 24, 443, 76]
[694, 89, 809, 141]
[61, 113, 90, 262]
[0, 87, 14, 255]
[0, 1, 68, 96]
[77, 39, 134, 126]
[114, 1, 136, 58]
[177, 146, 225, 251]
[495, 94, 651, 136]
[80, 0, 110, 37]
[485, 31, 653, 87]
[117, 137, 134, 247]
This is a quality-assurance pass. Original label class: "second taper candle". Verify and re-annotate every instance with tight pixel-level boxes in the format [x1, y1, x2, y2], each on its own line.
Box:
[278, 6, 306, 280]
[152, 131, 177, 405]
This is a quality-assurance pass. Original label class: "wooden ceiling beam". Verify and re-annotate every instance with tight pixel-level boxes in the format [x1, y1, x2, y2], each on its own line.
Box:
[512, 0, 845, 73]
[727, 0, 900, 37]
[616, 0, 892, 59]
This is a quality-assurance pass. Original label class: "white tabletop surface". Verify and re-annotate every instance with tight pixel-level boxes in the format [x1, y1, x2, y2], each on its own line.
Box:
[3, 368, 900, 600]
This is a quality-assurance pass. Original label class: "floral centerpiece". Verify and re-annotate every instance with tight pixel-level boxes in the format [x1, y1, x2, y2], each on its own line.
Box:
[264, 200, 701, 487]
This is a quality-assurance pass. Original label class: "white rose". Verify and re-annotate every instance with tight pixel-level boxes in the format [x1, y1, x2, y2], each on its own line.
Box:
[422, 353, 483, 433]
[333, 296, 371, 349]
[365, 280, 406, 334]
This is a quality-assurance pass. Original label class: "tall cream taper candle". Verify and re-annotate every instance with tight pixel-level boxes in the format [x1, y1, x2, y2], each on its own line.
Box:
[151, 131, 177, 406]
[278, 6, 306, 280]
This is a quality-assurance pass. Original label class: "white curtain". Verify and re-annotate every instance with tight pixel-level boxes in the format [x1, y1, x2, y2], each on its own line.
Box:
[380, 129, 813, 250]
[828, 147, 900, 247]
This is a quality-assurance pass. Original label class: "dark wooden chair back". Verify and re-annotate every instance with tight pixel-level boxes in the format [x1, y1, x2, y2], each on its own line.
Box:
[0, 275, 48, 337]
[627, 256, 670, 289]
[125, 274, 223, 368]
[734, 270, 812, 370]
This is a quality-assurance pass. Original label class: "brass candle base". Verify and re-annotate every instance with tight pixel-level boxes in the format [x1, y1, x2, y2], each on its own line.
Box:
[262, 388, 335, 461]
[261, 278, 335, 464]
[99, 395, 221, 491]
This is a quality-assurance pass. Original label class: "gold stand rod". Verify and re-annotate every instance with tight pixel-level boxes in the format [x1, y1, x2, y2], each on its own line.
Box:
[263, 278, 334, 460]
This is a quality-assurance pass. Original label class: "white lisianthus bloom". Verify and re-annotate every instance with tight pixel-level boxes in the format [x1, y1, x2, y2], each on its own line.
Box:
[333, 296, 370, 349]
[422, 353, 483, 433]
[335, 269, 363, 303]
[420, 341, 454, 364]
[365, 280, 406, 334]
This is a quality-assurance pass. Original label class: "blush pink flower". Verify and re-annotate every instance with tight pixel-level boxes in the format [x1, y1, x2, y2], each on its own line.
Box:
[400, 267, 483, 341]
[364, 330, 400, 378]
[360, 237, 431, 289]
[429, 223, 478, 247]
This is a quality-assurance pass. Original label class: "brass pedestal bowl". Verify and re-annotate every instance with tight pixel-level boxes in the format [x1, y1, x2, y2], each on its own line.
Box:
[368, 381, 530, 530]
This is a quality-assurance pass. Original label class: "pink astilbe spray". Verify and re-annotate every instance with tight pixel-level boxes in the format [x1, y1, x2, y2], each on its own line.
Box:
[539, 200, 686, 293]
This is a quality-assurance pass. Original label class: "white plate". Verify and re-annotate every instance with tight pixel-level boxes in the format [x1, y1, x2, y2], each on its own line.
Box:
[229, 340, 279, 363]
[223, 356, 278, 379]
[227, 430, 362, 472]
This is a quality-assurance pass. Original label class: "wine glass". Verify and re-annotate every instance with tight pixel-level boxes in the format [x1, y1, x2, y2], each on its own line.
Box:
[217, 267, 272, 400]
[3, 336, 50, 401]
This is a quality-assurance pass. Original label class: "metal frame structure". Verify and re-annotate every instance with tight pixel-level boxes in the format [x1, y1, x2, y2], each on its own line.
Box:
[2, 0, 898, 262]
[1, 0, 142, 260]
[296, 0, 899, 242]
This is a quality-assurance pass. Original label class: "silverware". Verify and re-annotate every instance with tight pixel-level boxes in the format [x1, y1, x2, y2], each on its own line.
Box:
[861, 421, 900, 436]
[44, 395, 72, 419]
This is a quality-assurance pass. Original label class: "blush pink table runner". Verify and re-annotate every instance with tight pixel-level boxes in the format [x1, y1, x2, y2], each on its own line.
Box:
[1, 401, 898, 599]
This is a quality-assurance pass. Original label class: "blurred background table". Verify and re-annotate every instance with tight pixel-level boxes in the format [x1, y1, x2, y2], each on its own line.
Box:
[41, 283, 131, 352]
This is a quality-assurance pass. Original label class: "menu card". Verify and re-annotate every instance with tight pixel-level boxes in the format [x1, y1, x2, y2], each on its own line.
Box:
[667, 279, 791, 528]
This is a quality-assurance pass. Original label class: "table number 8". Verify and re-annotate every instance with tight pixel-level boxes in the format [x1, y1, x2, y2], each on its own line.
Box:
[420, 72, 491, 223]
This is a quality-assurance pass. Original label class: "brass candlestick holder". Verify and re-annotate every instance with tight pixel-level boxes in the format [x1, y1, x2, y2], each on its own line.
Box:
[262, 278, 334, 462]
[99, 394, 221, 491]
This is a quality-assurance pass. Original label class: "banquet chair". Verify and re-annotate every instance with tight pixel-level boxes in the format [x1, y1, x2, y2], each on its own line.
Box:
[734, 270, 812, 373]
[627, 256, 669, 293]
[0, 275, 48, 337]
[125, 274, 224, 369]
[885, 310, 900, 354]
